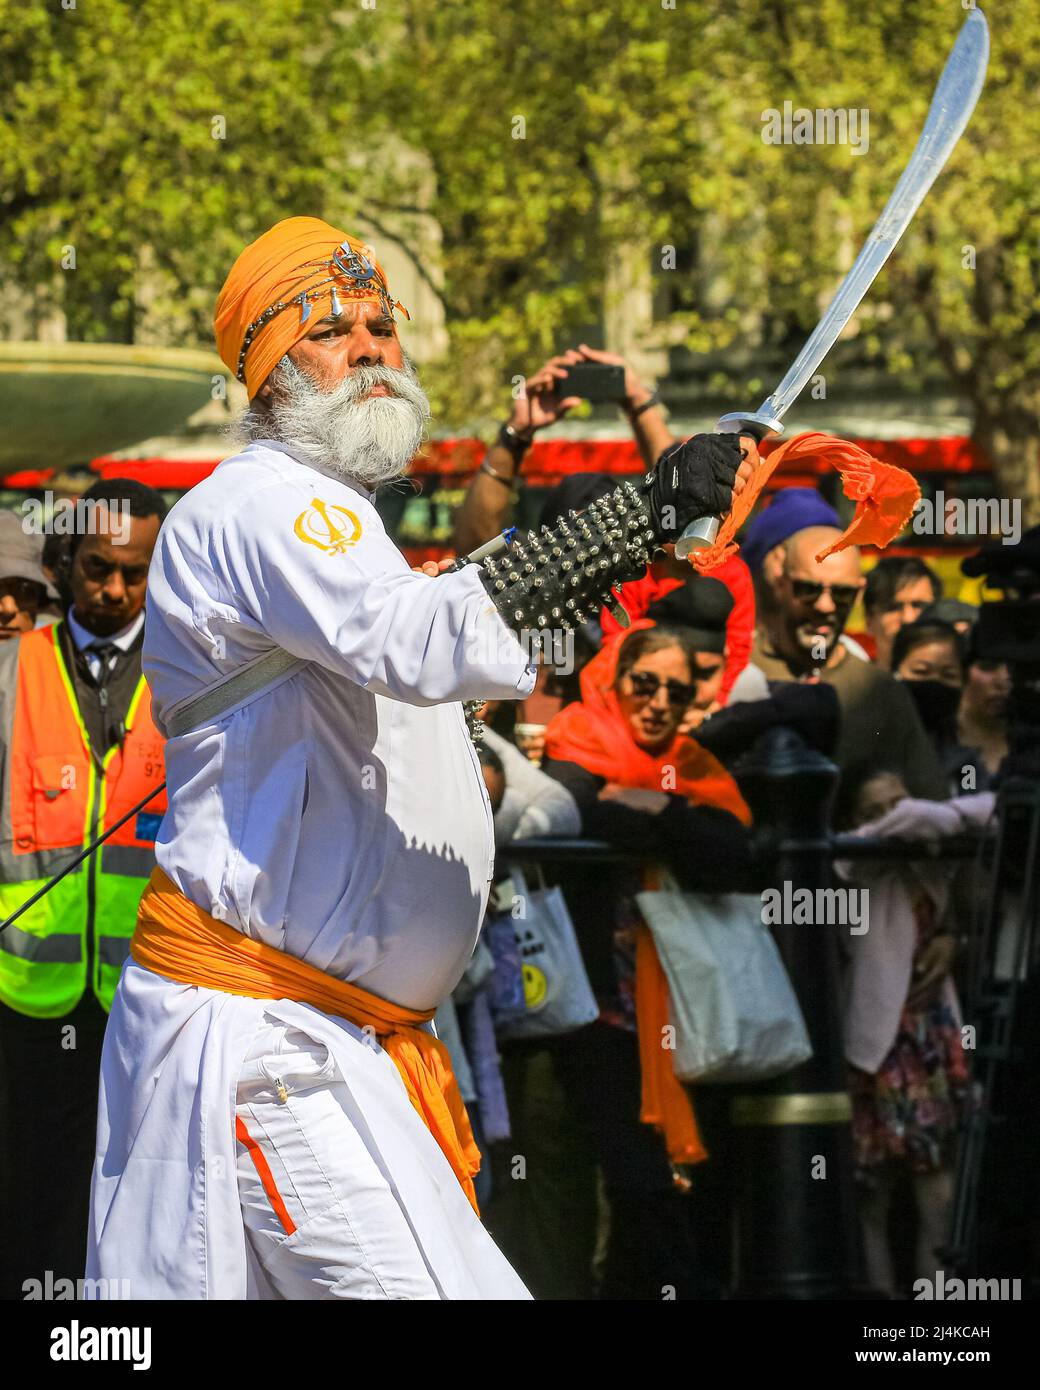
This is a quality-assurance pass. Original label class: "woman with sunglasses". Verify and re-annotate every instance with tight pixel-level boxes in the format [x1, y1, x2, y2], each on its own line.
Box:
[532, 623, 754, 1299]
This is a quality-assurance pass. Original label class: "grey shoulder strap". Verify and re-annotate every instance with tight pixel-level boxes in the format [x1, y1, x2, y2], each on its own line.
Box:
[163, 647, 309, 739]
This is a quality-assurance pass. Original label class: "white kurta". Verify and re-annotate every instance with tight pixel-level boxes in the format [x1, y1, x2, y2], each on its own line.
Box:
[88, 440, 535, 1298]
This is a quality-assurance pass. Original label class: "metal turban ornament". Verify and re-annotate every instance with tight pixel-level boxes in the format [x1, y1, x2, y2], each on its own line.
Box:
[235, 240, 408, 385]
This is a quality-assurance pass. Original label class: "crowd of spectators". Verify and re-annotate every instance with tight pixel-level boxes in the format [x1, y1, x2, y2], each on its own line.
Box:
[442, 343, 1021, 1299]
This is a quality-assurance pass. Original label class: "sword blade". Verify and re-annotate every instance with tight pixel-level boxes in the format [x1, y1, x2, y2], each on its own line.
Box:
[675, 9, 989, 558]
[761, 8, 989, 424]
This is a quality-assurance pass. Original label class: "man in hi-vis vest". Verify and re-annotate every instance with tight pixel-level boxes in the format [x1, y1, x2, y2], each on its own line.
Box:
[0, 478, 167, 1298]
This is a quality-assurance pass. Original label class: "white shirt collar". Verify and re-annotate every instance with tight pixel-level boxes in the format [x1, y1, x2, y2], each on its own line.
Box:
[66, 608, 144, 653]
[246, 439, 377, 502]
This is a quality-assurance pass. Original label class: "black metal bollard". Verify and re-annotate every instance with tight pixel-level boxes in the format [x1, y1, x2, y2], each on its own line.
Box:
[729, 725, 860, 1299]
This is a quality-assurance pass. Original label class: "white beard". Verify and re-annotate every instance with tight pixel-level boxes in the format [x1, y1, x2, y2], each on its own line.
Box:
[237, 354, 431, 490]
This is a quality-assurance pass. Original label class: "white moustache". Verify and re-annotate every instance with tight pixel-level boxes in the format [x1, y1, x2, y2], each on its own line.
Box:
[261, 356, 431, 490]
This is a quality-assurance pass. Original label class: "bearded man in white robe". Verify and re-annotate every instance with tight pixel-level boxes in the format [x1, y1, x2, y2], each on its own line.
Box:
[87, 217, 753, 1300]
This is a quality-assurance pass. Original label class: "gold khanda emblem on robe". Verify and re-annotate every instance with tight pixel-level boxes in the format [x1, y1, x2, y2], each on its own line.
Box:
[293, 498, 363, 554]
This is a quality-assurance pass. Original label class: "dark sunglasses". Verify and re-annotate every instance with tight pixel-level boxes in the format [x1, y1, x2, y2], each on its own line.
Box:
[788, 577, 862, 610]
[626, 671, 696, 708]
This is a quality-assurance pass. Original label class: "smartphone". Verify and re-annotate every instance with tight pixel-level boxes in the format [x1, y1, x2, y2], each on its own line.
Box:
[555, 362, 626, 402]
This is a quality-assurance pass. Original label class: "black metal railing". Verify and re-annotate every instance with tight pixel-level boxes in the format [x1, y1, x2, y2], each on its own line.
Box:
[500, 832, 987, 866]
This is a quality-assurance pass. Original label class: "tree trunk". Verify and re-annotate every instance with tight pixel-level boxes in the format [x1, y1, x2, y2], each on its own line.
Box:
[972, 396, 1040, 532]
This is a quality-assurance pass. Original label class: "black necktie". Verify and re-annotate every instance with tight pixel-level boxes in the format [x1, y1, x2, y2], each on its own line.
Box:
[87, 642, 120, 709]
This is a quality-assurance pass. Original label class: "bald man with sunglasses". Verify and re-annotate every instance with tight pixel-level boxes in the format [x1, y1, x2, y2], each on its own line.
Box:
[741, 524, 946, 798]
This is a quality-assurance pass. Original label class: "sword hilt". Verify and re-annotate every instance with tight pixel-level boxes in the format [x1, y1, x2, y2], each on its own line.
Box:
[673, 409, 784, 559]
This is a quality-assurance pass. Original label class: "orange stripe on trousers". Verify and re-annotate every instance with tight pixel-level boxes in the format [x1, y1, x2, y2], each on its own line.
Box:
[235, 1115, 298, 1236]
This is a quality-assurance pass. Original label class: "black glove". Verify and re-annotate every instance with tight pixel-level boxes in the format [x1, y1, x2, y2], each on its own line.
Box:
[643, 434, 742, 541]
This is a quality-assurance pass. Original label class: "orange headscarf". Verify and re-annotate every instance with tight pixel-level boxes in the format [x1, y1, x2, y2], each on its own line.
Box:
[689, 431, 920, 572]
[545, 627, 751, 1167]
[214, 216, 408, 398]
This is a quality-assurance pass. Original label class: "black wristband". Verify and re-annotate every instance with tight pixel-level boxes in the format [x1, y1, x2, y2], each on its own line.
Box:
[628, 390, 660, 419]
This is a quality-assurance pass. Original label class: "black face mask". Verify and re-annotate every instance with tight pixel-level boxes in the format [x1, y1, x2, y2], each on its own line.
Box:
[905, 678, 961, 733]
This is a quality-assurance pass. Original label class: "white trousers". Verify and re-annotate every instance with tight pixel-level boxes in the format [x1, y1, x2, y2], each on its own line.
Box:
[235, 1017, 445, 1299]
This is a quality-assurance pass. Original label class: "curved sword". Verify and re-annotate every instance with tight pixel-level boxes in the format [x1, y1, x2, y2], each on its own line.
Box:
[676, 8, 990, 558]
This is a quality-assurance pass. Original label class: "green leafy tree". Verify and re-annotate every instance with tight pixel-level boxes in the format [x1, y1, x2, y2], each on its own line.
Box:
[0, 1, 387, 341]
[375, 0, 1039, 514]
[693, 0, 1040, 521]
[1, 0, 1036, 519]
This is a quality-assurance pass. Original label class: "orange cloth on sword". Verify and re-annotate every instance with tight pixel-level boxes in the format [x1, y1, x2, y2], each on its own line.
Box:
[130, 867, 481, 1214]
[544, 627, 752, 1166]
[689, 431, 920, 572]
[214, 216, 408, 398]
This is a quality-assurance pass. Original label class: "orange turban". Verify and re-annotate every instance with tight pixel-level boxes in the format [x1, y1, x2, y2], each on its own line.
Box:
[214, 216, 408, 398]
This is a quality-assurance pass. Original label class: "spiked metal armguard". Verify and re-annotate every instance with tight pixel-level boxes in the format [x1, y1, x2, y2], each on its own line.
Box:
[474, 481, 656, 634]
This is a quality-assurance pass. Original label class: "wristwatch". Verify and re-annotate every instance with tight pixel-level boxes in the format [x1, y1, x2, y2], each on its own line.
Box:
[496, 422, 534, 463]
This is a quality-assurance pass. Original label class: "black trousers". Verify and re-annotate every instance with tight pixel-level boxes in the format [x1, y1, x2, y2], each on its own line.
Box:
[484, 1040, 601, 1300]
[0, 995, 108, 1300]
[554, 1021, 735, 1300]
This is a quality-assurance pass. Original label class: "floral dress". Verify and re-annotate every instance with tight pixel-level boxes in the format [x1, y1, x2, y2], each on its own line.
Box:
[850, 892, 970, 1179]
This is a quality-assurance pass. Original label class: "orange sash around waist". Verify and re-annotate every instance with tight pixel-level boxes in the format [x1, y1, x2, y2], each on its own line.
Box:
[131, 867, 481, 1214]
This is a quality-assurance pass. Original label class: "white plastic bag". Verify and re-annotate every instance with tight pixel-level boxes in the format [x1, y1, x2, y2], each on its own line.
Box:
[496, 866, 599, 1041]
[635, 885, 811, 1083]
